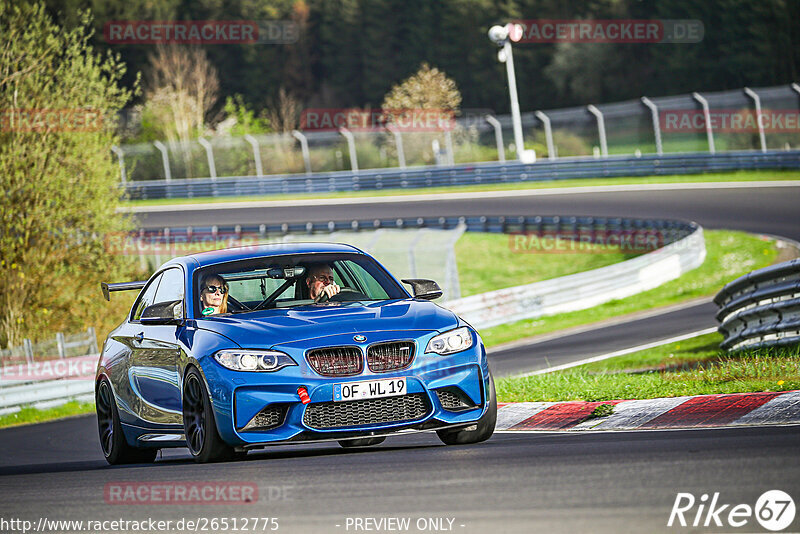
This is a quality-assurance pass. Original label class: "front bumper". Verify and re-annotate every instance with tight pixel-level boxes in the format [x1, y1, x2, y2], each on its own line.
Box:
[199, 330, 490, 446]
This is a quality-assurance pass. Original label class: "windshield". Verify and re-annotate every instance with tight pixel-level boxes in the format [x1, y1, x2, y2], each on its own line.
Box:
[193, 253, 407, 317]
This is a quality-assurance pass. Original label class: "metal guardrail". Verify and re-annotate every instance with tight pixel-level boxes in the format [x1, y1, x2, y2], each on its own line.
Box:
[1, 214, 704, 413]
[0, 354, 97, 415]
[137, 214, 703, 330]
[715, 259, 800, 351]
[446, 223, 705, 329]
[124, 150, 800, 200]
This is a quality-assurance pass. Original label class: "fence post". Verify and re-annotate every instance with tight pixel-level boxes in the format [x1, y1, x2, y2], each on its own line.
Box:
[87, 327, 99, 355]
[339, 127, 359, 172]
[692, 92, 716, 154]
[743, 87, 767, 153]
[291, 130, 312, 175]
[640, 97, 663, 156]
[153, 140, 172, 181]
[198, 138, 217, 180]
[111, 145, 127, 185]
[23, 338, 33, 364]
[534, 111, 556, 160]
[443, 130, 455, 166]
[56, 332, 66, 359]
[244, 134, 264, 177]
[484, 115, 505, 162]
[387, 125, 406, 168]
[587, 105, 608, 158]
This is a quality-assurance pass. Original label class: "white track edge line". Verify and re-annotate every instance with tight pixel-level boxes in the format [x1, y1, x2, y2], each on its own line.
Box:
[511, 326, 719, 378]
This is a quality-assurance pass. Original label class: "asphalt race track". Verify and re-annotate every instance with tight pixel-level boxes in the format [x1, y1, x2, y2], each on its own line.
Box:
[489, 299, 717, 377]
[135, 184, 800, 240]
[1, 182, 799, 533]
[0, 415, 798, 533]
[136, 183, 800, 375]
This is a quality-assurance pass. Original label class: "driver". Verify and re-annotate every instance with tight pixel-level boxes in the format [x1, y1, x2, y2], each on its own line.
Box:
[305, 264, 341, 302]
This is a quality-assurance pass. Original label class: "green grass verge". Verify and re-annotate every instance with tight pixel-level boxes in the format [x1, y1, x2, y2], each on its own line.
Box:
[0, 400, 95, 429]
[480, 229, 779, 348]
[496, 332, 800, 402]
[122, 170, 800, 207]
[456, 233, 641, 297]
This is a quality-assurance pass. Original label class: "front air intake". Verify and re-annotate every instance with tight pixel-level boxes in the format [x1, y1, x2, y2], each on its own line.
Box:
[306, 346, 364, 377]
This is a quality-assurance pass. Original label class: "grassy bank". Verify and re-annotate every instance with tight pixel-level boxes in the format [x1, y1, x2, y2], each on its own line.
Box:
[121, 170, 800, 208]
[496, 332, 800, 402]
[0, 400, 95, 429]
[479, 229, 779, 348]
[455, 233, 641, 297]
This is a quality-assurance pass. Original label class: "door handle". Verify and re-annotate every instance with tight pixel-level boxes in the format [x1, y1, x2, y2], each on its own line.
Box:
[134, 332, 144, 343]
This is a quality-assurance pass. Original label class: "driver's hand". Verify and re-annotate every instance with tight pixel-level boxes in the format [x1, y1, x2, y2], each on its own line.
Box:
[315, 283, 340, 302]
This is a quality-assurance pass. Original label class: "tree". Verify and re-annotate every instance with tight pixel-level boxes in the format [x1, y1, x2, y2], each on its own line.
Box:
[0, 3, 137, 347]
[141, 45, 219, 176]
[382, 63, 462, 112]
[381, 63, 462, 165]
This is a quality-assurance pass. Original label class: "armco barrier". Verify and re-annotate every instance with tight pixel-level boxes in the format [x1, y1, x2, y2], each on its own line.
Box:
[0, 354, 97, 415]
[2, 215, 704, 413]
[445, 225, 705, 329]
[715, 259, 800, 351]
[124, 150, 800, 200]
[136, 214, 704, 331]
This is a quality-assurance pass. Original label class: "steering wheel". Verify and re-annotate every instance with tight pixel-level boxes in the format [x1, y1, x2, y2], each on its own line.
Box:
[315, 287, 366, 303]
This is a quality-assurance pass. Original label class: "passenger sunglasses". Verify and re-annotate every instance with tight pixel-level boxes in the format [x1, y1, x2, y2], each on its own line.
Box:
[204, 285, 227, 294]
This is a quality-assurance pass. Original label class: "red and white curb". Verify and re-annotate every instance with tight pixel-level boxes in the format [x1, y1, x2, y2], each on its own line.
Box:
[496, 390, 800, 431]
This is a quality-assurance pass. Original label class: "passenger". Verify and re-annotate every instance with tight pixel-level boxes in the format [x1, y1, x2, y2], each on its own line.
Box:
[199, 274, 229, 315]
[305, 264, 341, 302]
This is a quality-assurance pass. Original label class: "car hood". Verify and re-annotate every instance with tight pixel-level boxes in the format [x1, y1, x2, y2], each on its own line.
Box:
[195, 299, 459, 347]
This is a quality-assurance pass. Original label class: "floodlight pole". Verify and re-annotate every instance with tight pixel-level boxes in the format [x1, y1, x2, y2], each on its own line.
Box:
[501, 40, 525, 160]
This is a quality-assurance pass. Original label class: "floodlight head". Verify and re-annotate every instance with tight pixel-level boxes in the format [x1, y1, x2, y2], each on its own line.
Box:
[488, 25, 509, 45]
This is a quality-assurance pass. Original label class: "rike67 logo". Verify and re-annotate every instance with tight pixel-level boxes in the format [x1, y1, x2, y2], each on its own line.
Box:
[668, 490, 795, 531]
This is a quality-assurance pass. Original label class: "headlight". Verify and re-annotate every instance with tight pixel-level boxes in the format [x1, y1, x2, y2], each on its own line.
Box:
[213, 350, 297, 372]
[425, 327, 474, 355]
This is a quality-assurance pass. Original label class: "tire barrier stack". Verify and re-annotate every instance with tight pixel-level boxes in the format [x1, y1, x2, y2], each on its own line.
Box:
[124, 150, 800, 200]
[715, 259, 800, 351]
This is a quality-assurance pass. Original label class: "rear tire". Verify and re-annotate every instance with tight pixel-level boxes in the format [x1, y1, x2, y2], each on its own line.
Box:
[182, 368, 239, 463]
[96, 378, 158, 465]
[338, 437, 386, 448]
[436, 373, 497, 445]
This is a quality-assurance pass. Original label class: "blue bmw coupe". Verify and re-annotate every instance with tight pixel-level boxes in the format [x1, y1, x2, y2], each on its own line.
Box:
[96, 243, 496, 463]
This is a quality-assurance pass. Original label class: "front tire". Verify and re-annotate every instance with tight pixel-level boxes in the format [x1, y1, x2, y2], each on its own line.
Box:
[436, 373, 497, 445]
[182, 368, 240, 463]
[96, 378, 158, 465]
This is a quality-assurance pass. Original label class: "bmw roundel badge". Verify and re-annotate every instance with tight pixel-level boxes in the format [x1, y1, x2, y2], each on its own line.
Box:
[353, 334, 367, 342]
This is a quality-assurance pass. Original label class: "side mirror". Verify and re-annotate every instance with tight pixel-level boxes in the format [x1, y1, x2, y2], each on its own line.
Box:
[401, 279, 443, 300]
[140, 300, 184, 325]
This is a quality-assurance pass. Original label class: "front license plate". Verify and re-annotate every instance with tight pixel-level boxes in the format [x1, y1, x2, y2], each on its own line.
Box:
[333, 377, 406, 402]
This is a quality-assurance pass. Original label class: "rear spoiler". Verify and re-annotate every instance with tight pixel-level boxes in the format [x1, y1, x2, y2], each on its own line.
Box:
[101, 281, 147, 301]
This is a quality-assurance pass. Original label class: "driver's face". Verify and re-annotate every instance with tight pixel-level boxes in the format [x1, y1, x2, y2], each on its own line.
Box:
[307, 267, 335, 299]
